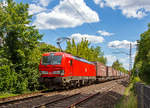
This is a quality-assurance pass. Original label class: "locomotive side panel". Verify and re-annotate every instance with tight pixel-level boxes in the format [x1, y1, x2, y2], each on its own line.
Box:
[71, 58, 96, 78]
[64, 56, 73, 77]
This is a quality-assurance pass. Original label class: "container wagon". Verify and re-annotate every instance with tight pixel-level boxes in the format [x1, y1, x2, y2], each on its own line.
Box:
[107, 66, 113, 80]
[93, 62, 107, 82]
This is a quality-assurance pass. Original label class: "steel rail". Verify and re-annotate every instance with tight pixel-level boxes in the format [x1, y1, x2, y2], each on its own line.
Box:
[67, 92, 100, 108]
[33, 93, 81, 108]
[0, 90, 46, 103]
[66, 84, 117, 108]
[0, 94, 43, 106]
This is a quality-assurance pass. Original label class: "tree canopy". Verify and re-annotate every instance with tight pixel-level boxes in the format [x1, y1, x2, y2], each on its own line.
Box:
[0, 0, 43, 93]
[112, 60, 128, 73]
[66, 38, 107, 64]
[133, 24, 150, 83]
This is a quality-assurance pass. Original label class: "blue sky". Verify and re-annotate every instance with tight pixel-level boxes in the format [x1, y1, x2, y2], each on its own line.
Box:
[15, 0, 150, 69]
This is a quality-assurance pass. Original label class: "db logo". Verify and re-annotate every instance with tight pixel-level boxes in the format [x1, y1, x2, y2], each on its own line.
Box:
[85, 68, 87, 72]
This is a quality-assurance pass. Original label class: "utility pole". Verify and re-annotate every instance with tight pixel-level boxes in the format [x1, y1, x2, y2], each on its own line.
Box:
[111, 42, 133, 77]
[129, 43, 132, 76]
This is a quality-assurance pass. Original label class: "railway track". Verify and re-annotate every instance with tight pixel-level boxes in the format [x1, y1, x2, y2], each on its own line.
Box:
[0, 94, 43, 107]
[0, 78, 128, 108]
[33, 93, 81, 108]
[32, 92, 100, 108]
[67, 84, 117, 108]
[33, 83, 117, 108]
[0, 90, 60, 108]
[0, 90, 43, 103]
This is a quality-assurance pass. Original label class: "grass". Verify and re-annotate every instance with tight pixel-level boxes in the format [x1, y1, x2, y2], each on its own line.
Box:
[115, 92, 137, 108]
[114, 77, 140, 108]
[0, 90, 39, 99]
[0, 92, 19, 98]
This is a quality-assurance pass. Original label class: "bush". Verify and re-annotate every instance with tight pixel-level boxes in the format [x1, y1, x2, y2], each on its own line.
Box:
[115, 92, 137, 108]
[115, 81, 138, 108]
[0, 65, 17, 92]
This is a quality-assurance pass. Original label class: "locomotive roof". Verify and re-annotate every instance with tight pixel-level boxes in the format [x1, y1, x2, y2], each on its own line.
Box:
[42, 52, 94, 65]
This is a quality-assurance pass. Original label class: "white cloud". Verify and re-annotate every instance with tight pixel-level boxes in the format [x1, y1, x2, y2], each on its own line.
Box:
[105, 55, 117, 66]
[28, 4, 46, 15]
[94, 0, 150, 18]
[0, 0, 7, 7]
[119, 52, 136, 70]
[69, 33, 104, 43]
[97, 30, 114, 36]
[105, 55, 129, 69]
[108, 40, 137, 49]
[39, 0, 51, 7]
[120, 58, 129, 70]
[93, 0, 105, 8]
[33, 0, 99, 29]
[94, 0, 101, 4]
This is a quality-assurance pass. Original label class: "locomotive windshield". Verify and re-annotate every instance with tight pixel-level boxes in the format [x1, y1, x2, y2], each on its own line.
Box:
[42, 55, 62, 65]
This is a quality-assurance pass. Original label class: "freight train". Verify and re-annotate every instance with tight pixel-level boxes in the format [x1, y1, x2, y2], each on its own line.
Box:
[39, 52, 128, 89]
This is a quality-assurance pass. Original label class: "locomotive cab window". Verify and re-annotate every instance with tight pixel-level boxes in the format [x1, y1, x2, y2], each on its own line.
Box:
[42, 55, 62, 65]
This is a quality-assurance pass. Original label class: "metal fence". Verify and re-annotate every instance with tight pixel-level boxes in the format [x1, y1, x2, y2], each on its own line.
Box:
[135, 83, 150, 108]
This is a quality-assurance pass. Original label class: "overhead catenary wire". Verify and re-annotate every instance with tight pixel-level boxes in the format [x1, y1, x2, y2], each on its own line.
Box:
[67, 0, 98, 35]
[111, 43, 135, 76]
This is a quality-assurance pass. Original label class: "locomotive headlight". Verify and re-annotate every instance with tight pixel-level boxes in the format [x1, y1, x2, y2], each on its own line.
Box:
[40, 71, 48, 74]
[53, 71, 61, 74]
[52, 70, 64, 75]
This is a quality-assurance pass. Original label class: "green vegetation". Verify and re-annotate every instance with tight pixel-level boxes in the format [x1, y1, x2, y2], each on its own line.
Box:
[115, 83, 137, 108]
[115, 77, 142, 108]
[0, 0, 58, 94]
[132, 24, 150, 84]
[0, 92, 19, 98]
[115, 92, 137, 108]
[112, 60, 128, 73]
[127, 23, 150, 108]
[66, 38, 107, 64]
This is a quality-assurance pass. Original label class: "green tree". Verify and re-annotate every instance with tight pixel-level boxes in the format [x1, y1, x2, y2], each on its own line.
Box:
[133, 24, 150, 83]
[38, 42, 59, 53]
[66, 38, 107, 64]
[112, 60, 128, 73]
[0, 0, 42, 93]
[112, 60, 122, 70]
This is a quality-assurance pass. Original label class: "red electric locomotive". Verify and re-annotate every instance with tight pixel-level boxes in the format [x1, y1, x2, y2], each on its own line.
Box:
[39, 52, 96, 89]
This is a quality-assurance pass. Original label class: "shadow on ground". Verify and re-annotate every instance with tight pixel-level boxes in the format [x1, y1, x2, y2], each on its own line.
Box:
[79, 91, 124, 108]
[117, 80, 129, 87]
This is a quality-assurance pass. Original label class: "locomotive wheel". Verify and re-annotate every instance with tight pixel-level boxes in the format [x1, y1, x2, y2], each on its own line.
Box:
[69, 82, 72, 89]
[77, 81, 80, 88]
[65, 83, 69, 90]
[65, 86, 69, 90]
[81, 80, 85, 86]
[88, 80, 92, 85]
[70, 81, 74, 88]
